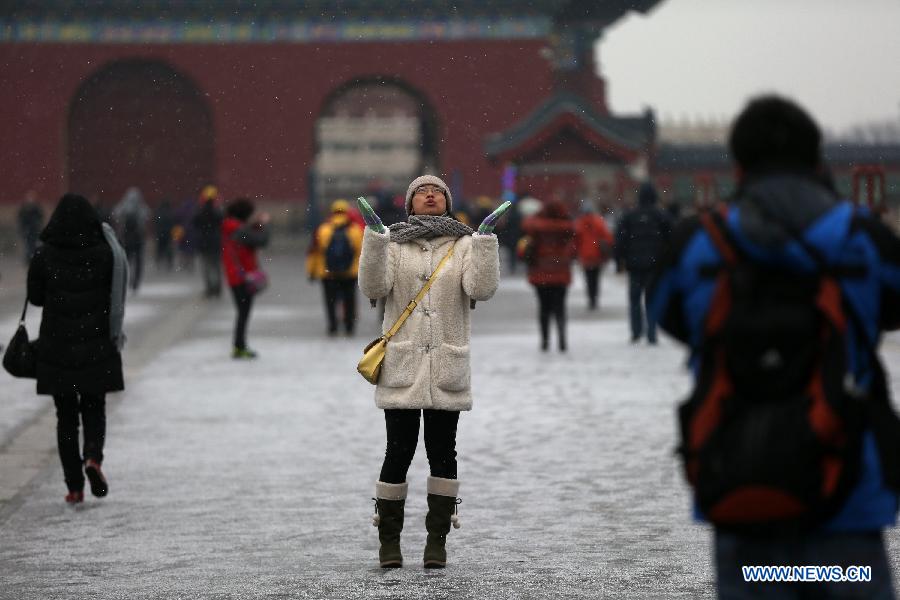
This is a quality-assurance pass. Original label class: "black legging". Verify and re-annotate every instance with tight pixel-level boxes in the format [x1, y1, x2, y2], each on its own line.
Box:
[322, 277, 357, 334]
[380, 409, 459, 484]
[126, 243, 144, 291]
[230, 283, 254, 350]
[53, 392, 106, 492]
[584, 266, 601, 309]
[534, 284, 568, 349]
[628, 269, 657, 342]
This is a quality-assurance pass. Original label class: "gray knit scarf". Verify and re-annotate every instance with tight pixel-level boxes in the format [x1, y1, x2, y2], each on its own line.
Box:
[388, 215, 473, 243]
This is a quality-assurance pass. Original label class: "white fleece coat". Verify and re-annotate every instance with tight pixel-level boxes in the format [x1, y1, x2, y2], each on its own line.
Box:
[358, 228, 500, 411]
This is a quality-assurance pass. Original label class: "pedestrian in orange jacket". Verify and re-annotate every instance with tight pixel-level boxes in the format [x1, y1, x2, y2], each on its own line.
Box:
[574, 202, 614, 310]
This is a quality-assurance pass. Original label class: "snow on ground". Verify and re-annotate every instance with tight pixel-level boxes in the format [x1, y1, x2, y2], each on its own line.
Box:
[131, 281, 197, 300]
[0, 276, 199, 448]
[0, 258, 897, 598]
[0, 306, 46, 444]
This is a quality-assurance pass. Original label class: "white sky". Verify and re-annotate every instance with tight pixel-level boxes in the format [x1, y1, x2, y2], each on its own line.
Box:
[597, 0, 900, 133]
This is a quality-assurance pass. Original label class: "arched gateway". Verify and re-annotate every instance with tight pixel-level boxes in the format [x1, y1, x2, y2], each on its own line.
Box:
[314, 78, 439, 208]
[67, 60, 214, 204]
[2, 1, 664, 209]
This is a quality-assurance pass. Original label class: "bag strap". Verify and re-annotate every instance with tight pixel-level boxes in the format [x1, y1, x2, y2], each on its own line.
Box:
[384, 241, 457, 341]
[698, 210, 739, 267]
[705, 202, 872, 341]
[19, 297, 28, 325]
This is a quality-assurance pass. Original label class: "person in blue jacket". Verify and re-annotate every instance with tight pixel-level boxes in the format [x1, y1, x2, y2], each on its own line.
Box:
[651, 95, 900, 599]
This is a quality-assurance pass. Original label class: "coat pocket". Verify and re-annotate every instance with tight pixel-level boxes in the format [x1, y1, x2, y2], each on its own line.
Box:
[435, 343, 471, 392]
[381, 340, 418, 388]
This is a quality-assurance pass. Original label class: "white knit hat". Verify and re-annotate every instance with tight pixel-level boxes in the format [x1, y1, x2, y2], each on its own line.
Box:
[405, 175, 452, 215]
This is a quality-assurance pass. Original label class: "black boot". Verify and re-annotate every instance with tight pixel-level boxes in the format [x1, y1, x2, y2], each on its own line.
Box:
[373, 481, 407, 568]
[423, 476, 460, 569]
[539, 310, 550, 352]
[557, 311, 567, 353]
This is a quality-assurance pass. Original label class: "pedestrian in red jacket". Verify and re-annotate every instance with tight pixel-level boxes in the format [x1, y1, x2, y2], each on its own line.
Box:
[221, 198, 270, 359]
[519, 200, 576, 352]
[574, 203, 614, 310]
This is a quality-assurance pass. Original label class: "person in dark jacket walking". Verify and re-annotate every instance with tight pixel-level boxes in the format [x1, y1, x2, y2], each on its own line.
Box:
[495, 194, 523, 275]
[651, 96, 900, 599]
[17, 191, 44, 264]
[519, 200, 577, 352]
[153, 198, 177, 272]
[222, 198, 270, 359]
[615, 183, 670, 344]
[113, 187, 149, 292]
[192, 185, 224, 297]
[27, 194, 126, 504]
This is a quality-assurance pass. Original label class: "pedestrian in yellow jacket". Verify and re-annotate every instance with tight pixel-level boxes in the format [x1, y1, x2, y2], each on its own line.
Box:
[306, 199, 364, 335]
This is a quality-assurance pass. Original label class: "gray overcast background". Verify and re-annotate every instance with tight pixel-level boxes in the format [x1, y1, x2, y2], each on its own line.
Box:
[597, 0, 900, 132]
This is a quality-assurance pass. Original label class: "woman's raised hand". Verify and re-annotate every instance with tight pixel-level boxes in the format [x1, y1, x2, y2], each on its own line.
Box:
[477, 201, 512, 235]
[357, 196, 386, 233]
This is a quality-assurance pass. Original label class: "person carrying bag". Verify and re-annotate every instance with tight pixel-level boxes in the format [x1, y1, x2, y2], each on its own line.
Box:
[25, 193, 125, 504]
[356, 175, 507, 570]
[3, 297, 37, 378]
[358, 242, 456, 384]
[221, 197, 270, 359]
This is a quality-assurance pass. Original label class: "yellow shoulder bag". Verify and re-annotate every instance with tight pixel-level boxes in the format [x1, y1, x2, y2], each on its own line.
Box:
[357, 241, 457, 384]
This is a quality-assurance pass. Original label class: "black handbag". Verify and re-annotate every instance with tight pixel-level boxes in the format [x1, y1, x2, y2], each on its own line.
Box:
[3, 298, 37, 379]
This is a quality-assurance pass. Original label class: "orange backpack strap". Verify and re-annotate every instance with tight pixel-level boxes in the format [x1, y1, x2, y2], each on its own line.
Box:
[698, 211, 738, 267]
[697, 211, 739, 335]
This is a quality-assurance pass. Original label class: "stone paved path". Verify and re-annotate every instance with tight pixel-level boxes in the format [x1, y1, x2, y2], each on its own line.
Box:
[0, 254, 898, 599]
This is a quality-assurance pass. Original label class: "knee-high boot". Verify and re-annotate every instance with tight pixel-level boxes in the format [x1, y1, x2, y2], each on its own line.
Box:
[424, 476, 461, 569]
[372, 481, 407, 568]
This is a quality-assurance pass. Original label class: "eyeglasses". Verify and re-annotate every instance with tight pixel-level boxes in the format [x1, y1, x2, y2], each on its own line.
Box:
[413, 185, 446, 196]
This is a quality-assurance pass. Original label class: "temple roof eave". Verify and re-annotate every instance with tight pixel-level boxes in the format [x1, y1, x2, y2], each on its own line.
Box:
[1, 0, 663, 21]
[484, 92, 654, 164]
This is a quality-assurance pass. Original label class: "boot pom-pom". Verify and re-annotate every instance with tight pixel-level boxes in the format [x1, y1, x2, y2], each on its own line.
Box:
[451, 514, 460, 529]
[372, 514, 380, 527]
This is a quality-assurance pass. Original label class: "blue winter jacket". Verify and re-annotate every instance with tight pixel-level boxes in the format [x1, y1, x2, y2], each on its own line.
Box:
[650, 173, 900, 531]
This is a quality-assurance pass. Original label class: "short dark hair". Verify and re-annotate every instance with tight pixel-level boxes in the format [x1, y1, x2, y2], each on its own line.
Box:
[225, 197, 254, 222]
[729, 95, 822, 175]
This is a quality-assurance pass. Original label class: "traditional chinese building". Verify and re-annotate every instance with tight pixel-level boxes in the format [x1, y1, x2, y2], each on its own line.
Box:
[654, 143, 900, 215]
[0, 0, 660, 217]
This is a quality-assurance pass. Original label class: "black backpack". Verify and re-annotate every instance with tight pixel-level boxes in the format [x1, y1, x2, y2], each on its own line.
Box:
[325, 224, 354, 273]
[677, 210, 865, 534]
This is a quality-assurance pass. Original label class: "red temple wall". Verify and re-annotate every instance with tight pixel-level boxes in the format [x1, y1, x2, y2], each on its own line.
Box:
[0, 39, 555, 205]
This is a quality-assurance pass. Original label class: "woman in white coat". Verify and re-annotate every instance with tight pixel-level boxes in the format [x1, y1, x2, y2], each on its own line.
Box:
[357, 175, 508, 569]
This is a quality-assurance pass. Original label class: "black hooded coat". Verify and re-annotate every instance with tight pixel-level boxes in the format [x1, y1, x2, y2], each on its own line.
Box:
[27, 194, 124, 395]
[192, 200, 224, 256]
[615, 184, 672, 272]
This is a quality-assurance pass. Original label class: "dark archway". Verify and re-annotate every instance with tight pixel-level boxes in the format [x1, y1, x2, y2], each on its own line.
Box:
[313, 77, 440, 213]
[67, 60, 214, 205]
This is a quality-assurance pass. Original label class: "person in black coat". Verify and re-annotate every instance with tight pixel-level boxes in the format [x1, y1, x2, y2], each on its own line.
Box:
[27, 194, 124, 504]
[192, 185, 225, 298]
[615, 183, 671, 344]
[153, 198, 177, 272]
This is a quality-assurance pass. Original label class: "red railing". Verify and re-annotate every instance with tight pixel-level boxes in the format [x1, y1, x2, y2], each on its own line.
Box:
[694, 172, 717, 208]
[852, 165, 886, 211]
